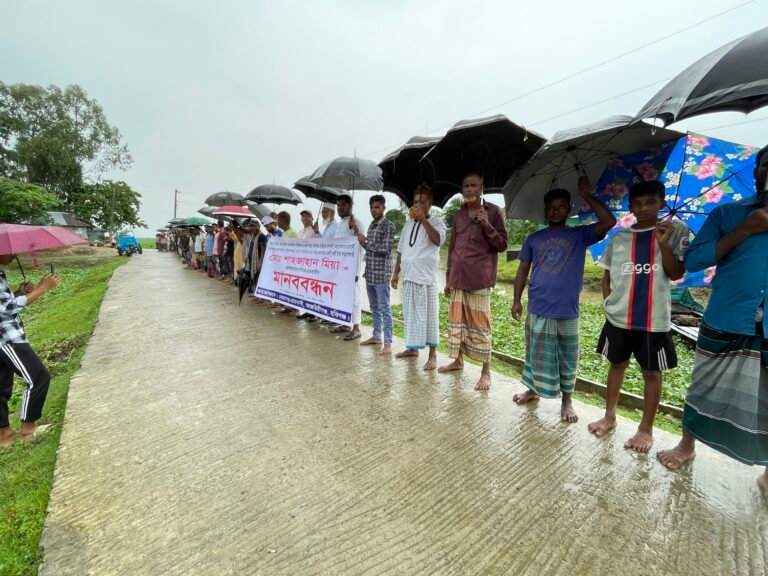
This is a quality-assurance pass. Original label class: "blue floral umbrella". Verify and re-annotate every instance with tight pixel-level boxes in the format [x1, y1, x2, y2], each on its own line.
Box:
[580, 133, 759, 287]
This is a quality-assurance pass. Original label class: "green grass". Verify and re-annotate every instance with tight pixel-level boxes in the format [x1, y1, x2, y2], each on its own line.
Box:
[137, 238, 155, 249]
[497, 258, 606, 296]
[0, 258, 127, 576]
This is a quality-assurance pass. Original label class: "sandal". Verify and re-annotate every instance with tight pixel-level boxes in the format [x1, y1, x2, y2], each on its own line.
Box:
[329, 326, 350, 334]
[343, 331, 361, 341]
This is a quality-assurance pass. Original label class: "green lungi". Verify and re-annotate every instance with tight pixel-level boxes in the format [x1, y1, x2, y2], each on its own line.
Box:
[683, 323, 768, 466]
[522, 312, 579, 398]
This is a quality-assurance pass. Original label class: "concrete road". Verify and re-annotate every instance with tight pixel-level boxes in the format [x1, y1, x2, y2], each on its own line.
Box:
[40, 251, 767, 575]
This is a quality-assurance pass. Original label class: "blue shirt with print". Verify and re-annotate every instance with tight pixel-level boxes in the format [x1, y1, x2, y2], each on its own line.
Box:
[686, 194, 768, 335]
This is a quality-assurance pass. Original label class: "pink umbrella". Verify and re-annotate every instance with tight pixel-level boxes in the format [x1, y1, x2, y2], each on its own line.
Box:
[212, 205, 257, 218]
[0, 224, 88, 255]
[0, 224, 88, 278]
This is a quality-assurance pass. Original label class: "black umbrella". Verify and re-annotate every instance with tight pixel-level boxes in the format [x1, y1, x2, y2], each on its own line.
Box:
[378, 135, 462, 206]
[245, 201, 271, 219]
[420, 114, 546, 205]
[197, 206, 218, 218]
[504, 115, 683, 222]
[293, 178, 346, 203]
[167, 218, 184, 225]
[308, 156, 383, 191]
[205, 191, 246, 207]
[635, 26, 768, 126]
[237, 270, 252, 305]
[246, 184, 302, 205]
[379, 136, 440, 201]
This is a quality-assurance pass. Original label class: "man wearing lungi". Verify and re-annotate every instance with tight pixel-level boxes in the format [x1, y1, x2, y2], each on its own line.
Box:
[511, 176, 615, 422]
[438, 172, 508, 390]
[658, 144, 768, 494]
[391, 184, 447, 370]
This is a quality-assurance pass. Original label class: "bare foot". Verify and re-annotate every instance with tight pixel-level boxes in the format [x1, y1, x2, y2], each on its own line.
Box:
[513, 390, 540, 405]
[19, 423, 51, 442]
[588, 416, 616, 437]
[0, 428, 14, 447]
[380, 345, 392, 355]
[560, 401, 578, 424]
[438, 359, 464, 373]
[757, 472, 768, 497]
[625, 428, 654, 453]
[474, 373, 491, 390]
[360, 338, 383, 346]
[396, 350, 419, 359]
[423, 356, 437, 371]
[657, 444, 696, 471]
[329, 326, 350, 334]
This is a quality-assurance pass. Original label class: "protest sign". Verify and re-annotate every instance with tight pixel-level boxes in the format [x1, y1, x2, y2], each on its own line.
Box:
[255, 237, 360, 324]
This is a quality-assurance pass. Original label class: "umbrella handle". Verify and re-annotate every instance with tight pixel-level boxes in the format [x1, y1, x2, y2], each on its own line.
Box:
[15, 255, 26, 281]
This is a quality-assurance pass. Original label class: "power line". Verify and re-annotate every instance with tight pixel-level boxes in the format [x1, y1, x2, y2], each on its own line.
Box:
[202, 1, 756, 195]
[528, 78, 671, 128]
[354, 0, 754, 162]
[446, 0, 754, 125]
[701, 116, 768, 132]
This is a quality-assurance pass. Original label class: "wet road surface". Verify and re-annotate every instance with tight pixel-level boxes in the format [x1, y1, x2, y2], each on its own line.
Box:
[39, 251, 768, 575]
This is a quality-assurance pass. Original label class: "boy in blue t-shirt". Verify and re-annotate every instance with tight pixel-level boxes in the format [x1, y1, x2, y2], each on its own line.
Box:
[512, 176, 615, 423]
[588, 180, 688, 453]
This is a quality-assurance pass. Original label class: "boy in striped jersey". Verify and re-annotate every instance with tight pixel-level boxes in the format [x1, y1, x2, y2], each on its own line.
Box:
[588, 180, 689, 453]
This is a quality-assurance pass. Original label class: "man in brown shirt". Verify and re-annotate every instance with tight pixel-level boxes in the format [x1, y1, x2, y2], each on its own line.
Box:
[438, 172, 508, 390]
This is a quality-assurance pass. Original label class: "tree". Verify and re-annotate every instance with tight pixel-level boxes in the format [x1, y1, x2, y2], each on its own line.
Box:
[64, 180, 145, 232]
[506, 219, 540, 247]
[442, 196, 463, 228]
[385, 208, 407, 235]
[0, 82, 132, 194]
[0, 177, 58, 224]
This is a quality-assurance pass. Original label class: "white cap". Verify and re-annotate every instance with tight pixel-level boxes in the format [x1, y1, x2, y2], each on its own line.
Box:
[261, 216, 275, 226]
[322, 202, 336, 210]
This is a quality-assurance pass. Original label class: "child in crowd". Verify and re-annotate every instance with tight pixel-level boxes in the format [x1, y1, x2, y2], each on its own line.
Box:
[588, 180, 689, 453]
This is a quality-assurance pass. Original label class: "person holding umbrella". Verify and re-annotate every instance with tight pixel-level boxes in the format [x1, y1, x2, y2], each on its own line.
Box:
[438, 172, 508, 390]
[0, 262, 60, 445]
[330, 193, 363, 340]
[658, 144, 768, 493]
[511, 176, 616, 423]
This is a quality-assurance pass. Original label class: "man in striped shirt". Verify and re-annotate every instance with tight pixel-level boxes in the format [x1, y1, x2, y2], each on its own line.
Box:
[0, 262, 60, 445]
[588, 180, 689, 453]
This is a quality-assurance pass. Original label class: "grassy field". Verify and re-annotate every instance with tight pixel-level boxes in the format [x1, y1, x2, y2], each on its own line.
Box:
[138, 238, 155, 249]
[493, 257, 696, 406]
[0, 256, 126, 576]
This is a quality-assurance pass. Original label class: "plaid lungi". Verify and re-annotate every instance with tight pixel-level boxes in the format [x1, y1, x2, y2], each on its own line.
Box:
[522, 312, 579, 398]
[403, 280, 439, 350]
[447, 288, 492, 363]
[683, 323, 768, 466]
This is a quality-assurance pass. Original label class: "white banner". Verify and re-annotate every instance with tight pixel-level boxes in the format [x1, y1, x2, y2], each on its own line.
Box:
[255, 237, 360, 324]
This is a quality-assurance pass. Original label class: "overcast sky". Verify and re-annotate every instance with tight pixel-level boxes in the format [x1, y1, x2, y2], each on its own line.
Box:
[2, 0, 767, 234]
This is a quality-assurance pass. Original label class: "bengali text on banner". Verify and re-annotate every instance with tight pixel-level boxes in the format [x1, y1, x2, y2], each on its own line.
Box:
[255, 237, 360, 325]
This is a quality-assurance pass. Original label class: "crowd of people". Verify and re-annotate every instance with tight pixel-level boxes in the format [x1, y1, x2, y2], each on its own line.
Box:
[157, 151, 768, 495]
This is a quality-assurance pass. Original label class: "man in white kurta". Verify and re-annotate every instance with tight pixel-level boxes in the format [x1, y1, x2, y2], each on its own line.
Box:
[391, 185, 446, 370]
[331, 193, 363, 339]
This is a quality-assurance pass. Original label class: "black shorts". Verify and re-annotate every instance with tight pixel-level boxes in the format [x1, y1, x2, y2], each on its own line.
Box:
[596, 321, 677, 371]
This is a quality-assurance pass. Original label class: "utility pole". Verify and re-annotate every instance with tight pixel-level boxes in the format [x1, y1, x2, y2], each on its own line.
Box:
[174, 189, 180, 218]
